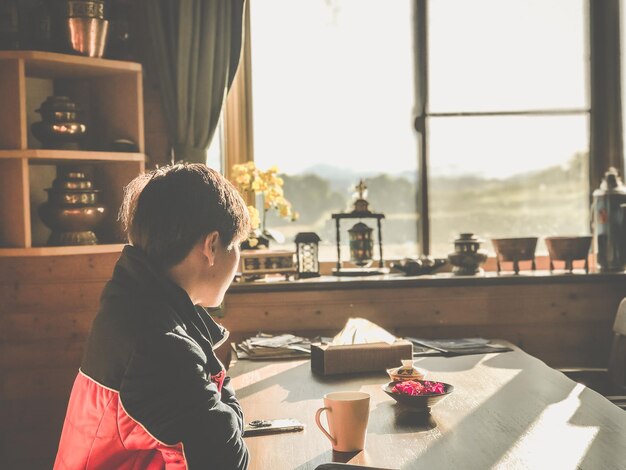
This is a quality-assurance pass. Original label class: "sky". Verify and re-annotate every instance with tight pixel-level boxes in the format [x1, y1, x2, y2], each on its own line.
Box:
[249, 0, 589, 179]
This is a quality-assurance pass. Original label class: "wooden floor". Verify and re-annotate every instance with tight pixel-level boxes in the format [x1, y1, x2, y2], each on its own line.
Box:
[0, 251, 624, 468]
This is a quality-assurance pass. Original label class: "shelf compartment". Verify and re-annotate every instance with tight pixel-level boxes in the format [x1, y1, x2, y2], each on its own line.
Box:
[0, 51, 144, 153]
[0, 51, 145, 256]
[0, 150, 145, 162]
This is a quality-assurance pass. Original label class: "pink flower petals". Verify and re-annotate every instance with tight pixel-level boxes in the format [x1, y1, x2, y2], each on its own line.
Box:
[392, 380, 445, 396]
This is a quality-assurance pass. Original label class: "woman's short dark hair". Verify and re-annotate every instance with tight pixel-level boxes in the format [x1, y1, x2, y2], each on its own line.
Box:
[119, 163, 250, 268]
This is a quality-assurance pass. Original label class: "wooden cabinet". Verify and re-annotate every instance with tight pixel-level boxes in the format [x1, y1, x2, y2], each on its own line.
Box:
[0, 51, 145, 256]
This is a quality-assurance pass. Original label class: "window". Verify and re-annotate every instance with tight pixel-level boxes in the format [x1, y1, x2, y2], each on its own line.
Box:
[249, 0, 419, 260]
[225, 0, 623, 261]
[425, 0, 589, 256]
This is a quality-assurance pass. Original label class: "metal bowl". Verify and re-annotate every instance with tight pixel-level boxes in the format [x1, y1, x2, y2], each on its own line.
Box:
[51, 171, 93, 190]
[31, 121, 87, 148]
[545, 236, 592, 261]
[45, 189, 100, 205]
[38, 202, 105, 232]
[491, 237, 538, 262]
[66, 17, 109, 58]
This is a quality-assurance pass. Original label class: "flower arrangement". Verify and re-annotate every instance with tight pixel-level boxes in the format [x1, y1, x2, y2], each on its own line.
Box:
[231, 162, 298, 248]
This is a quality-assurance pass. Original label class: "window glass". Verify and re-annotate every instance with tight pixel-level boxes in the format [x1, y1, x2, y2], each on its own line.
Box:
[206, 118, 224, 173]
[250, 0, 419, 260]
[428, 115, 590, 256]
[429, 0, 587, 113]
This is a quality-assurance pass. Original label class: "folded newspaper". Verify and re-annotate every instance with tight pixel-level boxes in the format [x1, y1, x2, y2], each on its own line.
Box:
[409, 337, 512, 356]
[232, 333, 319, 360]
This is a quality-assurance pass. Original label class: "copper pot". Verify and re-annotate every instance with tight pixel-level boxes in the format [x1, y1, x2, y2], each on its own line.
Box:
[66, 17, 109, 58]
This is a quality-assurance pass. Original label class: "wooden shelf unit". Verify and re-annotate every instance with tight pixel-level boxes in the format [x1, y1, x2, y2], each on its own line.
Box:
[0, 51, 146, 256]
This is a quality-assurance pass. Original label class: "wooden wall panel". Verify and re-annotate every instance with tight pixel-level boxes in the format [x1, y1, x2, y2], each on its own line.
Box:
[0, 252, 119, 283]
[222, 283, 622, 332]
[0, 253, 116, 469]
[0, 281, 104, 314]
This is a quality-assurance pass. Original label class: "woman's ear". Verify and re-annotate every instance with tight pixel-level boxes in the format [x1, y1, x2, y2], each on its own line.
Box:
[202, 231, 220, 267]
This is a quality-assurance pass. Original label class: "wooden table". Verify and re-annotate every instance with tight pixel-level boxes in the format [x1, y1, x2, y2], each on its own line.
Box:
[229, 346, 626, 470]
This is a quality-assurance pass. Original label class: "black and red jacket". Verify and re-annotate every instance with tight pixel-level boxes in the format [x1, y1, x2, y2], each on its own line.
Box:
[54, 245, 249, 469]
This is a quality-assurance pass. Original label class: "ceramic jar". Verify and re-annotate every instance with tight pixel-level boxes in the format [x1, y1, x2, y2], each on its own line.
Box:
[448, 233, 488, 276]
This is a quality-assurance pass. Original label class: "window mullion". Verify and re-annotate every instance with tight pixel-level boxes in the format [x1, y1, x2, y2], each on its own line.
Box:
[415, 0, 430, 255]
[589, 0, 624, 189]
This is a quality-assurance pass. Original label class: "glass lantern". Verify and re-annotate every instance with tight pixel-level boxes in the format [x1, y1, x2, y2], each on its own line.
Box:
[295, 232, 321, 278]
[348, 222, 374, 267]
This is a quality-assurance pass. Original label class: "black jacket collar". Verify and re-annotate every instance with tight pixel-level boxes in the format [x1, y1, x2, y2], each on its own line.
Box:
[111, 245, 227, 348]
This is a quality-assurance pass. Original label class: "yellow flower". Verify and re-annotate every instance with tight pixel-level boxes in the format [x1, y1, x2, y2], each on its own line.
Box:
[247, 237, 259, 248]
[247, 205, 260, 230]
[230, 161, 297, 232]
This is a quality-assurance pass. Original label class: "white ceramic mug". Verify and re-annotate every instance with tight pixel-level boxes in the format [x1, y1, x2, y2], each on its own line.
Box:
[315, 391, 370, 452]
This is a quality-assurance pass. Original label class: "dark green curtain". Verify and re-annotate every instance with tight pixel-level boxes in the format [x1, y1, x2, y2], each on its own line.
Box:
[146, 0, 245, 164]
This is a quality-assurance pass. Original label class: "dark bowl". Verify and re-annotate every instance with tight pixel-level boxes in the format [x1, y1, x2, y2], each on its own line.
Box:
[545, 236, 592, 261]
[491, 237, 538, 261]
[382, 380, 454, 411]
[390, 257, 447, 276]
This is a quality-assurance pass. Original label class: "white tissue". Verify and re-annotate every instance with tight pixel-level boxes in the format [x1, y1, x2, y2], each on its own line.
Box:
[331, 317, 397, 345]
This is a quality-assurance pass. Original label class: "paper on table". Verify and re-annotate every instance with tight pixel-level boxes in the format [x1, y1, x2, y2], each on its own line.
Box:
[331, 317, 397, 345]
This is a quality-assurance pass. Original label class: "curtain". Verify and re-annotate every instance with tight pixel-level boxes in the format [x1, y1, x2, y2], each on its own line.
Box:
[146, 0, 245, 164]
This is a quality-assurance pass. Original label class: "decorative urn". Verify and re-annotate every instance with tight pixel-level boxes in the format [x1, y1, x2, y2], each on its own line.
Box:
[38, 167, 105, 245]
[448, 233, 488, 275]
[31, 96, 87, 149]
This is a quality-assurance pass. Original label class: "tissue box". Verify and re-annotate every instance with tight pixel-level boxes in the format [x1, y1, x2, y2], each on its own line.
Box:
[310, 340, 413, 376]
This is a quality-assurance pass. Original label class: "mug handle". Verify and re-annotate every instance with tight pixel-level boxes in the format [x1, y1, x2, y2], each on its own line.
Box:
[315, 407, 336, 445]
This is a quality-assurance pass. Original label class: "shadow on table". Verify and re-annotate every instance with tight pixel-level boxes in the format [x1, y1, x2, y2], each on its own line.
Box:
[367, 401, 437, 435]
[398, 351, 577, 469]
[566, 385, 624, 469]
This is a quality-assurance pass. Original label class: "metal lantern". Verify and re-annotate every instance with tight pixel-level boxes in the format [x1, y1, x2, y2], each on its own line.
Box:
[295, 232, 321, 278]
[331, 179, 387, 276]
[348, 222, 374, 267]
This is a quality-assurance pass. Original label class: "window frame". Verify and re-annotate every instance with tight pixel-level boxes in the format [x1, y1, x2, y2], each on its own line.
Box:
[225, 0, 624, 256]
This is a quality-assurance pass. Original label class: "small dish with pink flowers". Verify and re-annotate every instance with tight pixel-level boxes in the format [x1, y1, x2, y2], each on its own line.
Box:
[382, 380, 454, 411]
